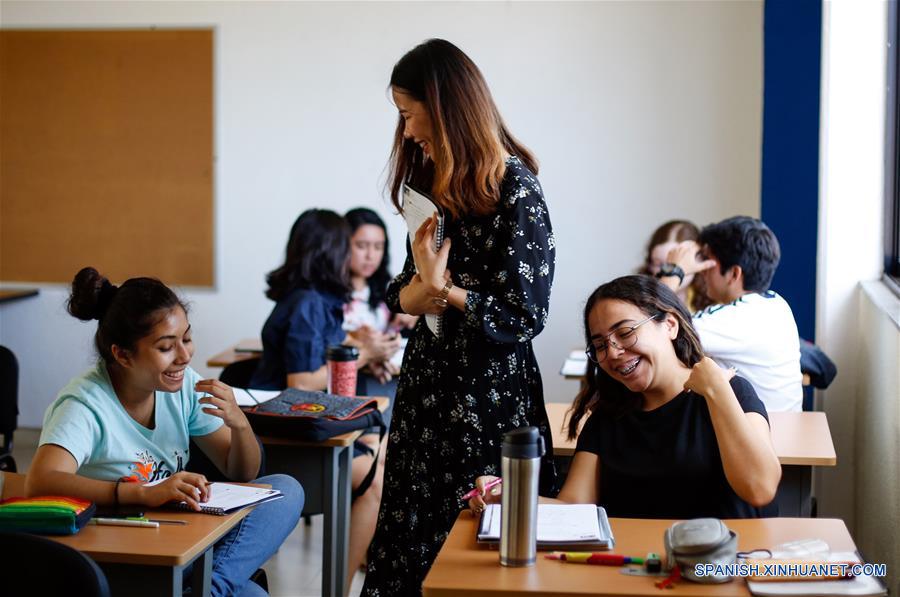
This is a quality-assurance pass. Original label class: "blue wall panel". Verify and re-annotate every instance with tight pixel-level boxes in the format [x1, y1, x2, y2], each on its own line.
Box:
[760, 0, 822, 341]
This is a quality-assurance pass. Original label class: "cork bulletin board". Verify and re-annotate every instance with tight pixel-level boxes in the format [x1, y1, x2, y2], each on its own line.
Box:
[0, 29, 213, 286]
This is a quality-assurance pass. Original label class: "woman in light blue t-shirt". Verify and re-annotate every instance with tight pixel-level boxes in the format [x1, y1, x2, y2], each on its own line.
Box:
[27, 267, 303, 597]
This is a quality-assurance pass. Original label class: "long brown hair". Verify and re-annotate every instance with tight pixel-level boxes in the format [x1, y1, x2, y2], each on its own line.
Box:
[637, 220, 700, 275]
[388, 39, 537, 219]
[567, 275, 705, 439]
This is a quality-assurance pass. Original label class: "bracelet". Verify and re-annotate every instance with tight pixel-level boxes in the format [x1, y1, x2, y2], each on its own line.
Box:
[432, 278, 453, 308]
[114, 478, 122, 508]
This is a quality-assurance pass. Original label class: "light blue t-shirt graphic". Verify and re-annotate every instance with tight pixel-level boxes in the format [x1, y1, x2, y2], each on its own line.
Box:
[40, 362, 223, 483]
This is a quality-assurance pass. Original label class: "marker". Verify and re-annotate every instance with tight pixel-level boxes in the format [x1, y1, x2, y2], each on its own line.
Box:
[90, 517, 159, 528]
[460, 478, 502, 501]
[546, 552, 644, 566]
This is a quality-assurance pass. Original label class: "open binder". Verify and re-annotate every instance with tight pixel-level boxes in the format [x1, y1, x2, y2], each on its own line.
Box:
[476, 503, 615, 551]
[401, 183, 445, 337]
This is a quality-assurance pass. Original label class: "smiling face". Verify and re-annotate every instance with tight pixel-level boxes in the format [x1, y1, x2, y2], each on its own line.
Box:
[587, 299, 680, 397]
[349, 223, 386, 282]
[117, 306, 194, 394]
[392, 87, 435, 159]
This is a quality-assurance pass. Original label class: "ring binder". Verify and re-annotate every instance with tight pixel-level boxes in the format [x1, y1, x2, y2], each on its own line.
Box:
[401, 183, 446, 337]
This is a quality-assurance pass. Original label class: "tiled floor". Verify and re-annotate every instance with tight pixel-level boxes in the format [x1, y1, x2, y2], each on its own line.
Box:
[11, 428, 366, 597]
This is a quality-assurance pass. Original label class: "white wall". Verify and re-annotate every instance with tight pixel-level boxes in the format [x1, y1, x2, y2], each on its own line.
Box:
[0, 0, 762, 428]
[855, 282, 900, 595]
[815, 0, 888, 531]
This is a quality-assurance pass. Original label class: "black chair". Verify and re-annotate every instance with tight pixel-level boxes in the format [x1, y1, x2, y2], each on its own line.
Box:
[219, 357, 261, 388]
[0, 346, 19, 472]
[0, 531, 111, 597]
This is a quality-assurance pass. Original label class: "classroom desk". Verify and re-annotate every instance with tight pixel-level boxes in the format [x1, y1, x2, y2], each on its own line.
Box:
[0, 472, 248, 597]
[258, 396, 388, 597]
[206, 338, 261, 368]
[423, 514, 858, 597]
[545, 403, 836, 517]
[0, 288, 39, 304]
[207, 339, 387, 596]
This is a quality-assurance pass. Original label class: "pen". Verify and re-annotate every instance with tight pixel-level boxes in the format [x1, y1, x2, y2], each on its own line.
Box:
[460, 478, 502, 501]
[546, 552, 644, 566]
[127, 517, 187, 525]
[90, 517, 159, 528]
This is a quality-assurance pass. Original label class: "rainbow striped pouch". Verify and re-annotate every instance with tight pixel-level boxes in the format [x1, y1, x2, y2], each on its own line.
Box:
[0, 496, 96, 535]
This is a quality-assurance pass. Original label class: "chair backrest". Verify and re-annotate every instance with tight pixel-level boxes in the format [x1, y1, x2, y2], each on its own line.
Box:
[0, 345, 19, 436]
[0, 531, 111, 597]
[219, 357, 260, 388]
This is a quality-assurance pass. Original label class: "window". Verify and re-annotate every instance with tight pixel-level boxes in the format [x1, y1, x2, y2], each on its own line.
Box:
[885, 0, 900, 293]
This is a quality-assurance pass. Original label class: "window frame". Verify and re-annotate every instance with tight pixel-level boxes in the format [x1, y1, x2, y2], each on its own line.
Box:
[885, 0, 900, 294]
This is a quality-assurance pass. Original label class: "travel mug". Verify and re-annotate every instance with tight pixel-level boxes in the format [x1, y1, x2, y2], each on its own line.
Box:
[500, 426, 545, 567]
[326, 345, 359, 396]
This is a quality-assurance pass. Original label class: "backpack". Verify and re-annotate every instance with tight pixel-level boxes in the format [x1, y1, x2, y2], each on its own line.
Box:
[242, 388, 386, 499]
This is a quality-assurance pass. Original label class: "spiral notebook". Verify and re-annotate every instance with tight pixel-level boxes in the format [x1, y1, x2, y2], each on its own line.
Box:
[476, 503, 615, 551]
[144, 480, 284, 516]
[402, 183, 445, 337]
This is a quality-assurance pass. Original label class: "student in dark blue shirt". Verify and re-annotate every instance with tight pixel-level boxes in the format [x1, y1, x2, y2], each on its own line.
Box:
[250, 208, 398, 586]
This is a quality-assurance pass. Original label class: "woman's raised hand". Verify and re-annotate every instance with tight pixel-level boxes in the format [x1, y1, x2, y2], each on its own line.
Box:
[412, 215, 452, 294]
[140, 471, 210, 511]
[684, 357, 735, 399]
[467, 475, 502, 515]
[195, 379, 251, 432]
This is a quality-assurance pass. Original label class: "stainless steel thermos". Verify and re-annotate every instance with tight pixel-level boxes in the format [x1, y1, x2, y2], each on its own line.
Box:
[500, 426, 545, 567]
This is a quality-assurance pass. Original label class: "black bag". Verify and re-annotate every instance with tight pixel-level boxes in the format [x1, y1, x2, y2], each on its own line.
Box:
[242, 388, 386, 499]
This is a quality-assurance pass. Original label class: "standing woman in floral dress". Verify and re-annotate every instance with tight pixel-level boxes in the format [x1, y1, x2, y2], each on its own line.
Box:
[363, 38, 557, 596]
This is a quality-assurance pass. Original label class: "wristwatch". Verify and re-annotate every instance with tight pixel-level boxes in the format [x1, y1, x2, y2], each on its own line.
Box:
[655, 263, 685, 285]
[432, 279, 453, 308]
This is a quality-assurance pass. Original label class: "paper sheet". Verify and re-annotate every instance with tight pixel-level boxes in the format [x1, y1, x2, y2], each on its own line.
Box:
[231, 388, 281, 407]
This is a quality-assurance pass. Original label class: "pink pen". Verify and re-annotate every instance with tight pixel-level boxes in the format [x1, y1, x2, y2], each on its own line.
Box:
[460, 478, 502, 501]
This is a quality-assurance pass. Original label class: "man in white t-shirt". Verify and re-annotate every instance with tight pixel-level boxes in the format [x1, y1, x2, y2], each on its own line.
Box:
[656, 216, 803, 412]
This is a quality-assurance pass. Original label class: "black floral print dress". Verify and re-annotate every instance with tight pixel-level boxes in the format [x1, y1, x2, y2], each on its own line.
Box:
[362, 156, 558, 596]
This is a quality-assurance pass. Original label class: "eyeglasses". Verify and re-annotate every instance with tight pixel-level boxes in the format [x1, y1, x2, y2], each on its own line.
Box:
[585, 313, 663, 364]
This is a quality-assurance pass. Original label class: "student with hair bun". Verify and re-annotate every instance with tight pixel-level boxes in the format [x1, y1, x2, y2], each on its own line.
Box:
[27, 267, 303, 597]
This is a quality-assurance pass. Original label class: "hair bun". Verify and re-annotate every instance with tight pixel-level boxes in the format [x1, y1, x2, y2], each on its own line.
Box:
[67, 267, 117, 321]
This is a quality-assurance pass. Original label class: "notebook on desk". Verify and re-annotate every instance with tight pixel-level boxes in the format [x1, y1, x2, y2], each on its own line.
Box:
[477, 503, 614, 551]
[145, 480, 283, 516]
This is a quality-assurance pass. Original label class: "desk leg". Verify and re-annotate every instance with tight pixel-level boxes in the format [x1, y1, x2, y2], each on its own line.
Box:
[322, 445, 352, 597]
[775, 465, 812, 517]
[190, 546, 213, 596]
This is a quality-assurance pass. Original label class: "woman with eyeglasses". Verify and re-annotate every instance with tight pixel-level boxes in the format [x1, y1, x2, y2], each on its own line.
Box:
[469, 275, 781, 519]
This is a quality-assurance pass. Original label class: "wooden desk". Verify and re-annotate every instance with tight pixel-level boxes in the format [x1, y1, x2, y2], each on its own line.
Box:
[545, 404, 836, 517]
[0, 288, 39, 304]
[259, 396, 388, 597]
[424, 514, 857, 596]
[206, 338, 261, 368]
[1, 472, 247, 597]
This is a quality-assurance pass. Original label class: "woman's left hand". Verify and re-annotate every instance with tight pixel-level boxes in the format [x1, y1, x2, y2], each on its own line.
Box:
[684, 357, 735, 399]
[412, 215, 452, 294]
[196, 379, 250, 431]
